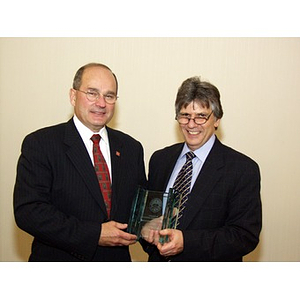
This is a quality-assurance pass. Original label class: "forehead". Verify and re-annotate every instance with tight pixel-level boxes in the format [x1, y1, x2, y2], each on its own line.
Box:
[180, 101, 210, 113]
[81, 66, 116, 90]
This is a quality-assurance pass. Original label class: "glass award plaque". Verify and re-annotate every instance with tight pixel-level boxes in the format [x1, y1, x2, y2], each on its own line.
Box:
[128, 186, 182, 243]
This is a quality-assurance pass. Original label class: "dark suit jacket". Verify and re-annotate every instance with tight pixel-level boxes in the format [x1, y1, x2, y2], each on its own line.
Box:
[14, 118, 146, 261]
[145, 137, 262, 261]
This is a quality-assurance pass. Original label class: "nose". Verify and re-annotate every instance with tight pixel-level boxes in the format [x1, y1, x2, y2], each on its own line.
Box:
[94, 94, 106, 107]
[187, 118, 197, 127]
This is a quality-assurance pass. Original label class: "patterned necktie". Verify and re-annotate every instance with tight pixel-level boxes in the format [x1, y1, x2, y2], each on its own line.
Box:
[91, 134, 112, 218]
[173, 151, 196, 225]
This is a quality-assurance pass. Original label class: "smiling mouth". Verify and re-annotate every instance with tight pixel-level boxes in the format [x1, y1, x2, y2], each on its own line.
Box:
[188, 130, 200, 135]
[91, 110, 105, 115]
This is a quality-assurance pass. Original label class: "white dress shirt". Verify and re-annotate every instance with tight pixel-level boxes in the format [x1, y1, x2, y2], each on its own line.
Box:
[73, 115, 112, 180]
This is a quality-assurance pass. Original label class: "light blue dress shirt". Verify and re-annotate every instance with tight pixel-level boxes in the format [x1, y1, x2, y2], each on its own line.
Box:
[163, 134, 216, 212]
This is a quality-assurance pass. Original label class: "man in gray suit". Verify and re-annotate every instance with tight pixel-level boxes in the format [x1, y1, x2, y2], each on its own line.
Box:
[142, 76, 262, 261]
[14, 63, 146, 261]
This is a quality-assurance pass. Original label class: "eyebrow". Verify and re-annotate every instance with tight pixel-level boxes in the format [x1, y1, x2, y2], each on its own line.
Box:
[179, 112, 209, 117]
[87, 87, 117, 95]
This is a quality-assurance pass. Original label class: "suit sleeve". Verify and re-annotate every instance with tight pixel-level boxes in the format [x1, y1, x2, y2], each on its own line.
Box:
[13, 133, 101, 261]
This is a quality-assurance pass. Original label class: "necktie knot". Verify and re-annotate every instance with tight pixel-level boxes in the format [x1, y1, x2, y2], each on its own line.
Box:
[91, 134, 101, 144]
[186, 151, 196, 161]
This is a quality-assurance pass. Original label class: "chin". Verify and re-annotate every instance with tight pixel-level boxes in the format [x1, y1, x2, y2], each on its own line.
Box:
[187, 140, 203, 150]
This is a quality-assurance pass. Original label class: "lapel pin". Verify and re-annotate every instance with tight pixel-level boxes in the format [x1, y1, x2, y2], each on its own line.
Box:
[116, 151, 121, 157]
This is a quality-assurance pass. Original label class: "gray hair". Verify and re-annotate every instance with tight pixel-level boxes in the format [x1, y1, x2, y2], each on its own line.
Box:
[175, 76, 223, 120]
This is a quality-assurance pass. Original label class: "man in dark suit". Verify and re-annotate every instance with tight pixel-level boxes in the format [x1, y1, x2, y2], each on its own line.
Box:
[142, 76, 262, 261]
[14, 63, 147, 261]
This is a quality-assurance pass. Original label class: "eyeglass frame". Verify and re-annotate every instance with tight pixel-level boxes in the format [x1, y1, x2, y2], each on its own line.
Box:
[176, 111, 214, 125]
[75, 89, 118, 104]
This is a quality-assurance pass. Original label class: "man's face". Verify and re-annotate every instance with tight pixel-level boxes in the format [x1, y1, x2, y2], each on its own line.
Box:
[178, 101, 220, 151]
[69, 66, 117, 132]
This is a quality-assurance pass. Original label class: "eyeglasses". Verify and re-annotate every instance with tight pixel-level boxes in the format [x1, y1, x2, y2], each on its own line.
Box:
[176, 111, 213, 125]
[76, 89, 118, 104]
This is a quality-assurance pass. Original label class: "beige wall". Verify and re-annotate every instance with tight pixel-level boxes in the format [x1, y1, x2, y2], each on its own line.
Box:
[1, 37, 299, 261]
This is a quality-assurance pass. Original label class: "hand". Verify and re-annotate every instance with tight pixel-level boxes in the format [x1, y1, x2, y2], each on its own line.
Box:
[141, 216, 163, 245]
[157, 229, 184, 257]
[99, 221, 137, 247]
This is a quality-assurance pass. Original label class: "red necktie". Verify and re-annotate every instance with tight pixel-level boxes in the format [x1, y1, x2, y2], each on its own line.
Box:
[91, 134, 112, 218]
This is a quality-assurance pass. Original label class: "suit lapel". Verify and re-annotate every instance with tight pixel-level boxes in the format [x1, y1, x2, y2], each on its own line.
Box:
[179, 138, 225, 229]
[160, 144, 184, 191]
[64, 119, 108, 216]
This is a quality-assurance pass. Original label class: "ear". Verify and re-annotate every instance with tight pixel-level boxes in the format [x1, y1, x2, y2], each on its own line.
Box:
[214, 118, 221, 130]
[69, 88, 76, 107]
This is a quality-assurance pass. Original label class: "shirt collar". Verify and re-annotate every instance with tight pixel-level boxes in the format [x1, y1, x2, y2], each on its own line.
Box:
[73, 115, 109, 144]
[181, 134, 216, 163]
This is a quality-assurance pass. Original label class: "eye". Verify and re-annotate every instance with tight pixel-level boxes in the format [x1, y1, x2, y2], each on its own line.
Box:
[179, 113, 190, 117]
[197, 113, 208, 118]
[87, 91, 97, 97]
[104, 94, 114, 99]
